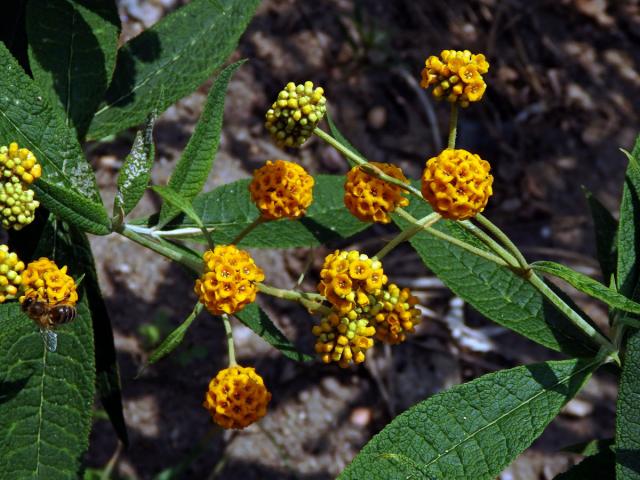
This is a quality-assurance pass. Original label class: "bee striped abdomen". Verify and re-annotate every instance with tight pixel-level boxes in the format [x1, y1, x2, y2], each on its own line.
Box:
[50, 305, 77, 325]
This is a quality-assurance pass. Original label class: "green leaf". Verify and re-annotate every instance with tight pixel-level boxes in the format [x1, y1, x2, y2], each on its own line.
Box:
[617, 137, 640, 297]
[66, 226, 128, 446]
[394, 201, 600, 357]
[115, 114, 156, 217]
[26, 0, 120, 139]
[34, 180, 111, 235]
[0, 41, 107, 226]
[554, 444, 615, 480]
[0, 217, 97, 478]
[235, 303, 313, 362]
[562, 438, 613, 456]
[157, 60, 244, 227]
[137, 175, 370, 248]
[143, 303, 203, 371]
[583, 188, 618, 283]
[340, 358, 599, 480]
[87, 0, 260, 139]
[532, 261, 640, 314]
[616, 329, 640, 479]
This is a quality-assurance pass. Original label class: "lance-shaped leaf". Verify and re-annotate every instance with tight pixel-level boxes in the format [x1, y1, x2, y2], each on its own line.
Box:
[26, 0, 120, 139]
[531, 261, 640, 314]
[617, 140, 640, 297]
[115, 114, 156, 217]
[0, 42, 108, 230]
[157, 61, 244, 227]
[134, 175, 370, 248]
[394, 201, 600, 357]
[142, 303, 203, 372]
[87, 0, 259, 139]
[583, 187, 617, 283]
[340, 358, 600, 480]
[616, 330, 640, 479]
[235, 303, 313, 362]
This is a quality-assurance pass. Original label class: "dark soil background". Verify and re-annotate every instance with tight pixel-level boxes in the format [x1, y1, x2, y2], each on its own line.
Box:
[85, 0, 639, 478]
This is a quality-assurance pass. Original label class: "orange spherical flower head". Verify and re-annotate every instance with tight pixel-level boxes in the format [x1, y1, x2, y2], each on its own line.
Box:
[249, 160, 315, 220]
[194, 245, 265, 315]
[265, 81, 327, 148]
[318, 250, 387, 314]
[19, 258, 78, 306]
[421, 149, 493, 220]
[203, 365, 271, 429]
[0, 143, 42, 185]
[420, 50, 489, 107]
[344, 162, 410, 224]
[312, 308, 376, 368]
[372, 284, 421, 344]
[0, 244, 25, 303]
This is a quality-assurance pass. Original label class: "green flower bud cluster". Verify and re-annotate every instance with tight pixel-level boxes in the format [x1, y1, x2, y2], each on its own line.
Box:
[0, 181, 39, 231]
[0, 143, 41, 230]
[0, 244, 25, 303]
[265, 81, 327, 148]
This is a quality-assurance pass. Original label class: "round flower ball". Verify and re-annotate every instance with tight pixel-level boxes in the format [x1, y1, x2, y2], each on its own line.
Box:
[194, 245, 265, 315]
[203, 365, 271, 429]
[421, 149, 493, 220]
[344, 162, 409, 223]
[249, 160, 315, 220]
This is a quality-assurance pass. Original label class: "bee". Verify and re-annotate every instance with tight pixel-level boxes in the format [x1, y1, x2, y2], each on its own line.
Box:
[21, 294, 77, 352]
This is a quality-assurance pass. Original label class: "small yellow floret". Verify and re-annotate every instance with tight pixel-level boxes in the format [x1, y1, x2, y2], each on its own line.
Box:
[420, 50, 489, 107]
[19, 257, 78, 306]
[312, 310, 376, 368]
[317, 250, 387, 314]
[0, 245, 25, 303]
[249, 160, 315, 220]
[421, 149, 493, 220]
[344, 162, 409, 224]
[265, 81, 327, 147]
[203, 365, 271, 429]
[194, 245, 265, 315]
[0, 181, 39, 230]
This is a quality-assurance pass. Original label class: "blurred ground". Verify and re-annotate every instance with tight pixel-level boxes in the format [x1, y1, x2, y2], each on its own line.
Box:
[84, 0, 639, 478]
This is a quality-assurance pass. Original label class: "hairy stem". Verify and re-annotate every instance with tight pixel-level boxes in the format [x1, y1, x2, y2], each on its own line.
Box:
[475, 213, 529, 269]
[375, 212, 441, 259]
[122, 227, 202, 273]
[257, 282, 330, 315]
[221, 314, 237, 366]
[459, 220, 521, 268]
[448, 103, 459, 149]
[395, 208, 510, 267]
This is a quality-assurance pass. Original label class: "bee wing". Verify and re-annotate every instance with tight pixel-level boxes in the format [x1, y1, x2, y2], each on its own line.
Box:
[40, 329, 58, 353]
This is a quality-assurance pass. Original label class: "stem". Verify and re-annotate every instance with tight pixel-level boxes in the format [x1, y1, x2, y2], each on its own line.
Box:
[475, 213, 529, 269]
[232, 216, 267, 245]
[395, 208, 510, 267]
[257, 282, 331, 315]
[313, 127, 424, 200]
[221, 314, 237, 366]
[447, 103, 459, 149]
[528, 273, 616, 352]
[459, 220, 521, 268]
[122, 227, 203, 273]
[375, 212, 441, 259]
[126, 224, 216, 240]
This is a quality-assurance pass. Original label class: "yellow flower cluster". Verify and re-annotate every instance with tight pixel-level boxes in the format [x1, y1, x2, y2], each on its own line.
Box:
[249, 160, 315, 220]
[20, 257, 78, 306]
[373, 284, 421, 344]
[0, 143, 41, 230]
[194, 245, 265, 315]
[420, 50, 489, 107]
[344, 162, 409, 224]
[0, 245, 25, 303]
[312, 310, 376, 368]
[421, 149, 493, 220]
[0, 143, 42, 185]
[265, 81, 327, 147]
[317, 250, 387, 314]
[203, 365, 271, 429]
[0, 182, 39, 231]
